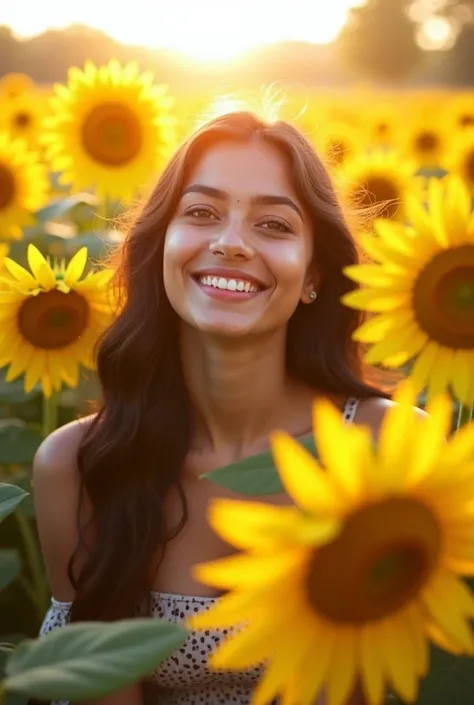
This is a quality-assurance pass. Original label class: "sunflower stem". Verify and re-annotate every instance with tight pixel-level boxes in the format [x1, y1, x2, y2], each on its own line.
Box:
[456, 400, 474, 430]
[14, 510, 50, 622]
[42, 390, 59, 438]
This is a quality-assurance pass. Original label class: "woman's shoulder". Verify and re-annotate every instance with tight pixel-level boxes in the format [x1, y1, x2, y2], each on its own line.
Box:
[354, 395, 428, 441]
[33, 414, 97, 480]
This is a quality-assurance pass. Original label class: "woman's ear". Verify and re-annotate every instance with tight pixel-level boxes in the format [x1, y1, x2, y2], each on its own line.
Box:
[301, 271, 320, 304]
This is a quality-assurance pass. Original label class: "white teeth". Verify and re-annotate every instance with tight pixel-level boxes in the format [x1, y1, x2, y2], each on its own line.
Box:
[198, 275, 261, 293]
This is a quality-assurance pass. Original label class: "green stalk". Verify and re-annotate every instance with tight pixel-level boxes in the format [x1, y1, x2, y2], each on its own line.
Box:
[42, 390, 59, 439]
[456, 400, 474, 431]
[14, 511, 50, 620]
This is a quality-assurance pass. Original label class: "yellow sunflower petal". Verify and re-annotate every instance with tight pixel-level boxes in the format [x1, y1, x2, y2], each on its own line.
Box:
[381, 611, 418, 703]
[206, 499, 340, 551]
[360, 622, 386, 705]
[421, 572, 474, 654]
[192, 548, 306, 591]
[64, 247, 88, 286]
[312, 399, 364, 500]
[326, 627, 358, 705]
[27, 245, 56, 289]
[270, 430, 343, 515]
[4, 257, 37, 288]
[341, 288, 410, 313]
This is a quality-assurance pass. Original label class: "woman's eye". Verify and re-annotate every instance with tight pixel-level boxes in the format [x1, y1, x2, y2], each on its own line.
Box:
[186, 207, 218, 220]
[260, 220, 291, 234]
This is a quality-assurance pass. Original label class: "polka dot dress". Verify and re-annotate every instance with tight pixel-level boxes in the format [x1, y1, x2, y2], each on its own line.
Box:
[38, 398, 360, 705]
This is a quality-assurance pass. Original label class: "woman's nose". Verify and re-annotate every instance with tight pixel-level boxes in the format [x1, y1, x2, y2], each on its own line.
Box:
[209, 225, 254, 261]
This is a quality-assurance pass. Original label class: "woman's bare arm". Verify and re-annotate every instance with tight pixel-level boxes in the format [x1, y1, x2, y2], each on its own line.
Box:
[33, 418, 144, 705]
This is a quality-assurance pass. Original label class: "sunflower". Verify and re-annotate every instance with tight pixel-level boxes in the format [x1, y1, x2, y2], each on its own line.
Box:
[41, 58, 177, 202]
[446, 93, 474, 132]
[337, 149, 420, 222]
[401, 117, 447, 171]
[0, 133, 49, 239]
[0, 73, 35, 100]
[188, 386, 474, 705]
[0, 245, 113, 397]
[0, 243, 8, 275]
[342, 175, 474, 407]
[444, 129, 474, 193]
[316, 121, 360, 168]
[0, 92, 49, 151]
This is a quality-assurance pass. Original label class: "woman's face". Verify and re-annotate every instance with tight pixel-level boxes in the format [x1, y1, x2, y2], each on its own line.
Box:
[163, 139, 316, 338]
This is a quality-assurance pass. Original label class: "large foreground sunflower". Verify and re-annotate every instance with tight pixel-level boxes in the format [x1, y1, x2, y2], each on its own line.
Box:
[0, 133, 49, 239]
[337, 149, 419, 222]
[342, 175, 474, 406]
[189, 388, 474, 705]
[42, 59, 177, 202]
[0, 245, 113, 396]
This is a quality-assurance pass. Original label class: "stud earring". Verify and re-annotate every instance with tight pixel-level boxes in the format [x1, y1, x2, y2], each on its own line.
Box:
[308, 290, 318, 302]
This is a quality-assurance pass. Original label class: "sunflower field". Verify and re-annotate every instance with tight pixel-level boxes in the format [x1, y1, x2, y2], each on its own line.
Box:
[0, 59, 474, 705]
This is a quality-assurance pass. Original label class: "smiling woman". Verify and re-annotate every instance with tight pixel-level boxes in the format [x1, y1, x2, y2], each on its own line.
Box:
[34, 110, 395, 705]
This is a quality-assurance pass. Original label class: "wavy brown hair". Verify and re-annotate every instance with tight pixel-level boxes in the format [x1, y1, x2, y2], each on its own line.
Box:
[68, 111, 389, 622]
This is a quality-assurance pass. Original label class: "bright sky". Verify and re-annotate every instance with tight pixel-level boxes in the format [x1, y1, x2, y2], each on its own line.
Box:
[0, 0, 365, 61]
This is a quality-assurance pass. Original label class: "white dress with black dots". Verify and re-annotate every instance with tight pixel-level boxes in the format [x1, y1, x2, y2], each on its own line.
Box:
[38, 397, 360, 705]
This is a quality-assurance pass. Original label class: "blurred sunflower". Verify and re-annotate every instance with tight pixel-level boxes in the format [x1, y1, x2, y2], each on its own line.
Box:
[0, 133, 49, 239]
[0, 92, 49, 151]
[317, 121, 360, 168]
[189, 387, 474, 705]
[444, 129, 474, 193]
[0, 245, 113, 397]
[42, 58, 177, 202]
[342, 176, 474, 406]
[402, 117, 447, 171]
[446, 93, 474, 132]
[365, 102, 398, 147]
[338, 150, 419, 221]
[0, 73, 35, 100]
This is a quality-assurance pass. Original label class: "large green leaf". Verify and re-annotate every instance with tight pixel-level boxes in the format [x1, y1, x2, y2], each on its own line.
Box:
[0, 421, 42, 464]
[4, 619, 188, 700]
[203, 436, 317, 495]
[0, 548, 22, 590]
[0, 484, 29, 523]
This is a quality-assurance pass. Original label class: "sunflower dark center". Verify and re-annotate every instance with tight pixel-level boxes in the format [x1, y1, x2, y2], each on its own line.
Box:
[413, 244, 474, 349]
[306, 497, 441, 624]
[415, 131, 438, 153]
[18, 290, 89, 349]
[464, 150, 474, 182]
[0, 165, 16, 210]
[14, 112, 32, 129]
[81, 102, 143, 167]
[358, 177, 400, 219]
[460, 114, 474, 128]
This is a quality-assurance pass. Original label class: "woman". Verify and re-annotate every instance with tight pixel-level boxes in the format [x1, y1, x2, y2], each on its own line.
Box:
[34, 111, 421, 705]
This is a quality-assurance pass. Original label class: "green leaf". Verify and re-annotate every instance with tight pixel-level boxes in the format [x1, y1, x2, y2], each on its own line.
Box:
[0, 549, 22, 590]
[4, 619, 188, 700]
[0, 421, 43, 464]
[35, 193, 98, 223]
[0, 371, 36, 405]
[0, 484, 29, 523]
[203, 436, 318, 495]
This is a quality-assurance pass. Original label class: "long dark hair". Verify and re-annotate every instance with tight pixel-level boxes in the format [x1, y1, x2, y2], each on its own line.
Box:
[68, 111, 389, 622]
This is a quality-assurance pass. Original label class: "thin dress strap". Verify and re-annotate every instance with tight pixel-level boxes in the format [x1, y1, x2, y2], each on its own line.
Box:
[342, 396, 360, 424]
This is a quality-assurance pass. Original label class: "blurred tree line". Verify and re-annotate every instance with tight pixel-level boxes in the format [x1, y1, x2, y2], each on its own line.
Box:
[0, 0, 473, 87]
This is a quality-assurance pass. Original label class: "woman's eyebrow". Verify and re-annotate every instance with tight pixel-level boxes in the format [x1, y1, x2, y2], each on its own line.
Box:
[181, 184, 303, 219]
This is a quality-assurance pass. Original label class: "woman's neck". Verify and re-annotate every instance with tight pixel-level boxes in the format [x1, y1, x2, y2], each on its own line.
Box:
[180, 325, 312, 462]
